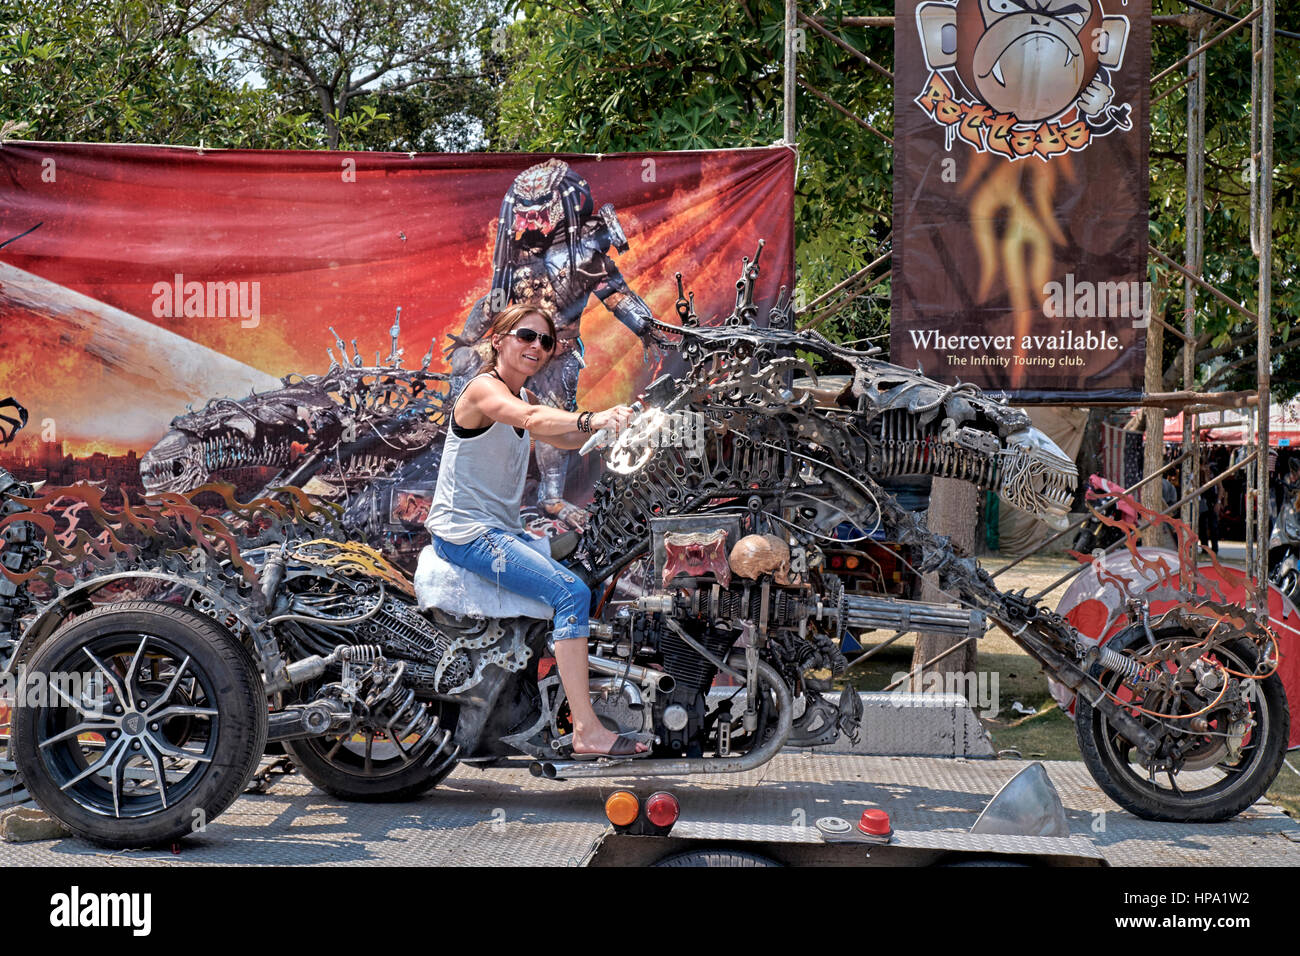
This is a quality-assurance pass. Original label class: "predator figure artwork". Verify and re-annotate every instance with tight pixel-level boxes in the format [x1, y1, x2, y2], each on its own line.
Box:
[445, 159, 662, 526]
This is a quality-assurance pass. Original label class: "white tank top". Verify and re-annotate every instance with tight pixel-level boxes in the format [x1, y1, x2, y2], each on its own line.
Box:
[425, 381, 532, 545]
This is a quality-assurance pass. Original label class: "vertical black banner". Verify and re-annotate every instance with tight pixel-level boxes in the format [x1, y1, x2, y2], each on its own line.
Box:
[892, 0, 1150, 401]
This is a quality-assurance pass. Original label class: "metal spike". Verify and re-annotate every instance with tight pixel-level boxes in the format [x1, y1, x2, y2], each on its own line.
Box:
[329, 326, 347, 356]
[388, 306, 402, 365]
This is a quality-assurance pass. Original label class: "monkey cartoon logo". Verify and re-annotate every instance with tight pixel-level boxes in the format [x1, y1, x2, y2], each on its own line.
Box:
[914, 0, 1132, 161]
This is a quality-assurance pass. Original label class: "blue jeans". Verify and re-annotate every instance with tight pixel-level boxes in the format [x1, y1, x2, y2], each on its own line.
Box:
[432, 529, 592, 642]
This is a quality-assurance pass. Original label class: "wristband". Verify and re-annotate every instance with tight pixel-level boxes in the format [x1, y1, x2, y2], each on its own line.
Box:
[577, 411, 594, 433]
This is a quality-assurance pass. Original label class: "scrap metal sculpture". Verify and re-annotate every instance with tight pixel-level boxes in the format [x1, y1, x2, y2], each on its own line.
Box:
[0, 248, 1286, 848]
[140, 314, 450, 568]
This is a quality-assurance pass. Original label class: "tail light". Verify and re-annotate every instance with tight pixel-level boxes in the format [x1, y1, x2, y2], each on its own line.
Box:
[644, 791, 680, 828]
[603, 790, 680, 835]
[604, 790, 639, 827]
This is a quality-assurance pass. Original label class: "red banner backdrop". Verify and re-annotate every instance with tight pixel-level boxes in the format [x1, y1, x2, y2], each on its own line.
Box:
[0, 144, 794, 473]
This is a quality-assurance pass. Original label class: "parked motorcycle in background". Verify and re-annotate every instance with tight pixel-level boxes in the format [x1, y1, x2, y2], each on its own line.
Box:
[1269, 458, 1300, 603]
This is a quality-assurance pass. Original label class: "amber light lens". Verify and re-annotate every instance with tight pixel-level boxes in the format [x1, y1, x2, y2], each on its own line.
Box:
[644, 791, 680, 828]
[604, 790, 640, 827]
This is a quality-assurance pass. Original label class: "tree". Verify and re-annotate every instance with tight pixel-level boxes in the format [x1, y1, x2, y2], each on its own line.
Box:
[1148, 0, 1300, 402]
[217, 0, 506, 150]
[496, 0, 894, 337]
[0, 0, 317, 148]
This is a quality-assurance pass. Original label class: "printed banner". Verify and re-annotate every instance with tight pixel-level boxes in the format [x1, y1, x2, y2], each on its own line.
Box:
[891, 0, 1150, 401]
[0, 144, 794, 528]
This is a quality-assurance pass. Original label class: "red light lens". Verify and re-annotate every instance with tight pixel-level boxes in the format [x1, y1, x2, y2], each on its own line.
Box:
[859, 808, 891, 836]
[831, 555, 843, 568]
[645, 791, 680, 828]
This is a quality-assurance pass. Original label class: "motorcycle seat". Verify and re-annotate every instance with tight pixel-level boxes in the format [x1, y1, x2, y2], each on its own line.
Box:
[414, 540, 554, 621]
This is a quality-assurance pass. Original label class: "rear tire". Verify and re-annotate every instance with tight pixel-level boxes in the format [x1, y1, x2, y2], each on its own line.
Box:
[283, 702, 459, 801]
[12, 601, 267, 848]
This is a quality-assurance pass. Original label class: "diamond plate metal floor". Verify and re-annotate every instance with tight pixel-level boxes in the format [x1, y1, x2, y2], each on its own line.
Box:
[2, 755, 1298, 866]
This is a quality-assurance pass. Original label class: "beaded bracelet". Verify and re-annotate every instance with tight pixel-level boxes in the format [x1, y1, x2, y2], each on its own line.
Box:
[577, 410, 594, 433]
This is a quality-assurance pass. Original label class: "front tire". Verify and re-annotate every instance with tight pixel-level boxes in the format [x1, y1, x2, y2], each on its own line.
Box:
[1075, 624, 1288, 823]
[12, 601, 267, 848]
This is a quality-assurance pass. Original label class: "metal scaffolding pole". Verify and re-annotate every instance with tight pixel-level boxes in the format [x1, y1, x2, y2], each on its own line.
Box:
[783, 0, 797, 145]
[1252, 0, 1275, 615]
[1181, 16, 1207, 591]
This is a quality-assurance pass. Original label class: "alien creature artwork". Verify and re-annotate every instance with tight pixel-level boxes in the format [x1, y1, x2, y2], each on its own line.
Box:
[445, 159, 663, 527]
[0, 248, 1286, 849]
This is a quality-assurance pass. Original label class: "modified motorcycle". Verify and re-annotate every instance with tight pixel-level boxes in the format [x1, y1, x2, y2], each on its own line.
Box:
[1, 251, 1288, 847]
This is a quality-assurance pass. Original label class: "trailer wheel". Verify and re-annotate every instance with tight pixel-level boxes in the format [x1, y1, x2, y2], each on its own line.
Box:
[652, 848, 781, 867]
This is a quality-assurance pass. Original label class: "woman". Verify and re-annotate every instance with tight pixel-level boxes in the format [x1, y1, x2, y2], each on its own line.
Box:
[425, 303, 646, 758]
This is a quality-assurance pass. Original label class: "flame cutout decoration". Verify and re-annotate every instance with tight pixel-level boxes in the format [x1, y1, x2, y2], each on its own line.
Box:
[959, 153, 1074, 388]
[1068, 485, 1282, 672]
[0, 482, 345, 594]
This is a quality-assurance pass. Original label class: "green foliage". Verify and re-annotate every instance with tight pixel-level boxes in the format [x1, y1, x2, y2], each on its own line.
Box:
[1148, 0, 1300, 401]
[0, 0, 318, 147]
[496, 0, 895, 346]
[216, 0, 506, 150]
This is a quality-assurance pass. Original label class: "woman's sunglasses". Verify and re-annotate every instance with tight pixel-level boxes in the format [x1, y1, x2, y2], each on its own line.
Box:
[505, 328, 555, 352]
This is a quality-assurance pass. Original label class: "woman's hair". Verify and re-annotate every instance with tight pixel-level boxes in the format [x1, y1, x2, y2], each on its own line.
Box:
[476, 302, 558, 376]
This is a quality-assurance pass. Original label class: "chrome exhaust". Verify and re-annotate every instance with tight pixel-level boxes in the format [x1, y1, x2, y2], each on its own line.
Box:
[532, 658, 792, 779]
[586, 653, 676, 694]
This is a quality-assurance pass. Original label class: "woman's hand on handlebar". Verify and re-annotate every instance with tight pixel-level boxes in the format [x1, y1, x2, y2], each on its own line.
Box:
[591, 405, 635, 437]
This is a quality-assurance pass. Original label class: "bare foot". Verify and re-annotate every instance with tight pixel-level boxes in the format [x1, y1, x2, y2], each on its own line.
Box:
[571, 721, 648, 756]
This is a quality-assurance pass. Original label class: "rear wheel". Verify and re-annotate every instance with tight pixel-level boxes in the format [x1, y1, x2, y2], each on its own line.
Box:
[12, 601, 267, 848]
[283, 701, 459, 801]
[1075, 624, 1288, 823]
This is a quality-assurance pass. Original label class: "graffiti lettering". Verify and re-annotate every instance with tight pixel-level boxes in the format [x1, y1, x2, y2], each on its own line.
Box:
[915, 72, 1093, 162]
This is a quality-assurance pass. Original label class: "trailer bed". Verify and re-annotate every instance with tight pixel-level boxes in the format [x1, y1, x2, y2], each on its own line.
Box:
[3, 753, 1298, 866]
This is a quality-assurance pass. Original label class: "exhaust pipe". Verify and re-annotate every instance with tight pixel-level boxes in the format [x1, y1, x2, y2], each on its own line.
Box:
[532, 658, 792, 779]
[587, 653, 676, 694]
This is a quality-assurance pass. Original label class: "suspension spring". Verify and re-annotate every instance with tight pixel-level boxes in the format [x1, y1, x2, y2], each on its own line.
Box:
[1099, 645, 1153, 684]
[383, 685, 435, 741]
[339, 644, 382, 664]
